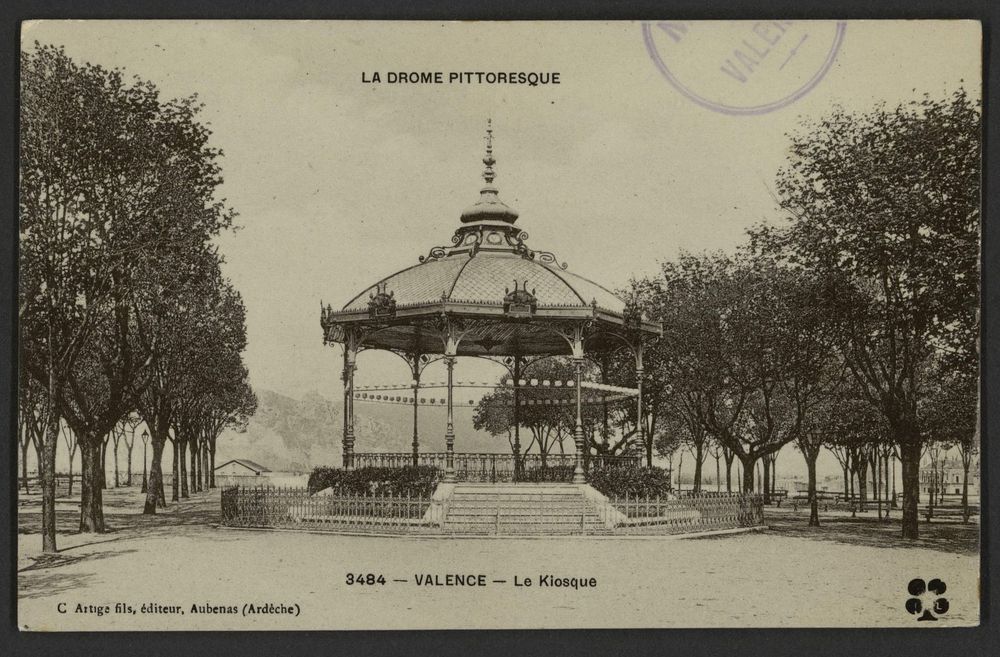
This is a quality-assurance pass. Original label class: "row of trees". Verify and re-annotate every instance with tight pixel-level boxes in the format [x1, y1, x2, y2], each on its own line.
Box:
[19, 44, 257, 553]
[471, 90, 979, 540]
[18, 405, 144, 495]
[648, 89, 979, 538]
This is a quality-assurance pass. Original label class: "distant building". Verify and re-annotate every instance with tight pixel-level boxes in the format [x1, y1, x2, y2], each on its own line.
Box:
[919, 455, 980, 499]
[214, 459, 271, 477]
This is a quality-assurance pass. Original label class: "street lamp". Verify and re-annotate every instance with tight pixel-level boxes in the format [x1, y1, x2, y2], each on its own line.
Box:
[141, 429, 149, 493]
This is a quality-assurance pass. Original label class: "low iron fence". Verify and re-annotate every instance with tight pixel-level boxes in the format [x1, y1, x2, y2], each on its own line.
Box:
[220, 485, 436, 530]
[352, 452, 641, 482]
[220, 486, 765, 535]
[214, 473, 309, 488]
[594, 493, 765, 533]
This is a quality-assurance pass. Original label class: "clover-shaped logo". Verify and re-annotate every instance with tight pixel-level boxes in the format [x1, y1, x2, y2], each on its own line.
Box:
[906, 578, 949, 621]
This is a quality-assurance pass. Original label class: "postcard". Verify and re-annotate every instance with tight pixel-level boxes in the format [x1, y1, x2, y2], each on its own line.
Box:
[17, 20, 981, 630]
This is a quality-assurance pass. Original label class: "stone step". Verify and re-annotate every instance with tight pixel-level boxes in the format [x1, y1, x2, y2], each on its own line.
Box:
[445, 510, 598, 516]
[450, 492, 583, 498]
[451, 491, 582, 500]
[445, 510, 606, 521]
[449, 495, 584, 501]
[446, 501, 591, 508]
[460, 516, 601, 521]
[443, 525, 614, 536]
[455, 483, 579, 491]
[441, 483, 609, 535]
[444, 520, 609, 528]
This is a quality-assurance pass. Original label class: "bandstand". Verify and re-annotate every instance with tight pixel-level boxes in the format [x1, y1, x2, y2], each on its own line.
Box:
[320, 120, 662, 484]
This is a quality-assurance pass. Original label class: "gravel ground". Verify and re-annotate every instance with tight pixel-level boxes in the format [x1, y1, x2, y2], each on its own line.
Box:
[18, 487, 980, 630]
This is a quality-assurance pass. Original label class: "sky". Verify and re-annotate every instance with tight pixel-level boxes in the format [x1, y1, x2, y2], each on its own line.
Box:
[22, 20, 981, 477]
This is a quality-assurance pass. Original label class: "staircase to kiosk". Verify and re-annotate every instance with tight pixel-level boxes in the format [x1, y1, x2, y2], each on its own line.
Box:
[441, 483, 611, 535]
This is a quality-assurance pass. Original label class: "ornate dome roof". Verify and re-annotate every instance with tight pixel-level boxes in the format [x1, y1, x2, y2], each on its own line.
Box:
[341, 250, 625, 314]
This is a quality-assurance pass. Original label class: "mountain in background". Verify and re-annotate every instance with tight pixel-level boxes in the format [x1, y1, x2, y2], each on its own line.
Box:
[215, 389, 505, 472]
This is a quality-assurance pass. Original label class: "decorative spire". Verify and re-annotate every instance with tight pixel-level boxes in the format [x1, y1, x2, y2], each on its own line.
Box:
[482, 118, 496, 184]
[460, 118, 518, 225]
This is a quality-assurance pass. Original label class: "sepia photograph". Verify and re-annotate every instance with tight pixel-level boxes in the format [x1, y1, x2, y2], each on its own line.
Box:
[15, 20, 982, 631]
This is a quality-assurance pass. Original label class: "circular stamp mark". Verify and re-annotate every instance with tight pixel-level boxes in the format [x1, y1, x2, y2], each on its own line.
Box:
[642, 21, 846, 115]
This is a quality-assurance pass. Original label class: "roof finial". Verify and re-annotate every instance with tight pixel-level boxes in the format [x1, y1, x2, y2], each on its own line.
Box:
[459, 117, 518, 224]
[482, 117, 496, 184]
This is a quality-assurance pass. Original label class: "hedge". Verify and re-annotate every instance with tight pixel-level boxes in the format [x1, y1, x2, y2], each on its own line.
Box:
[307, 465, 441, 497]
[304, 463, 670, 498]
[520, 464, 576, 483]
[586, 466, 672, 498]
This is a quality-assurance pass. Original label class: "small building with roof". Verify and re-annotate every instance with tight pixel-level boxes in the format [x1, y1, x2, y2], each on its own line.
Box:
[214, 459, 272, 477]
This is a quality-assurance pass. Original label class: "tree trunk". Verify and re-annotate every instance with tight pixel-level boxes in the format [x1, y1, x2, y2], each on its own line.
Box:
[112, 439, 120, 488]
[126, 443, 134, 486]
[884, 454, 891, 509]
[210, 445, 217, 488]
[873, 452, 882, 521]
[67, 446, 75, 497]
[195, 442, 203, 492]
[177, 440, 189, 499]
[762, 457, 772, 505]
[741, 457, 756, 494]
[41, 414, 59, 553]
[188, 440, 198, 494]
[100, 439, 108, 489]
[724, 450, 734, 493]
[181, 438, 197, 497]
[179, 438, 189, 499]
[806, 451, 820, 527]
[891, 455, 897, 507]
[78, 437, 106, 533]
[21, 441, 31, 494]
[715, 455, 721, 493]
[693, 443, 704, 493]
[144, 435, 167, 514]
[899, 441, 921, 540]
[171, 440, 180, 502]
[856, 459, 868, 511]
[200, 444, 206, 491]
[961, 453, 970, 523]
[927, 455, 936, 521]
[938, 452, 948, 506]
[842, 464, 849, 501]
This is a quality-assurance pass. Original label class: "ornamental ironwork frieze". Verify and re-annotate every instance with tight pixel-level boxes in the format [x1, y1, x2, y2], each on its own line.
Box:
[368, 282, 397, 321]
[503, 279, 538, 319]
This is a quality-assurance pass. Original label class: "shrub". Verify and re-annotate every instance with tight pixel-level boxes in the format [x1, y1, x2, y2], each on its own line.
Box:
[307, 465, 441, 497]
[520, 464, 576, 483]
[587, 466, 672, 497]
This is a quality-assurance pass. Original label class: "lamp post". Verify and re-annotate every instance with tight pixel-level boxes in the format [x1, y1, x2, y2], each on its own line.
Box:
[141, 429, 149, 493]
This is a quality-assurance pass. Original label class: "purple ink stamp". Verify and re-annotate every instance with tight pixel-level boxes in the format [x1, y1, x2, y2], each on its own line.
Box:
[642, 21, 846, 115]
